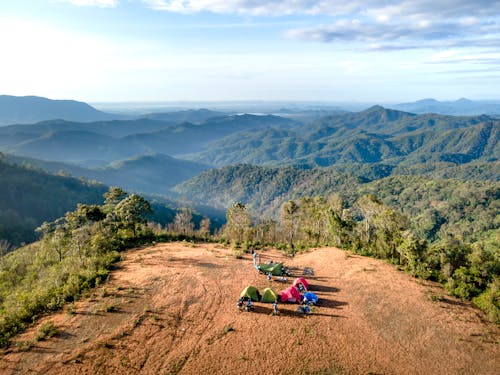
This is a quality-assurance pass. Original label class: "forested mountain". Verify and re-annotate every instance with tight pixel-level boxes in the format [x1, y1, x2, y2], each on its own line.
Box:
[4, 153, 209, 196]
[174, 164, 361, 214]
[0, 95, 121, 125]
[124, 113, 296, 155]
[1, 106, 496, 169]
[94, 154, 210, 194]
[0, 155, 218, 249]
[188, 107, 499, 167]
[1, 103, 498, 249]
[391, 98, 500, 116]
[173, 164, 499, 246]
[0, 158, 107, 247]
[0, 114, 295, 165]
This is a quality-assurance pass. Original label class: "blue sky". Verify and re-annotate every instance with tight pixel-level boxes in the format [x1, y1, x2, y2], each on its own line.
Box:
[1, 0, 499, 102]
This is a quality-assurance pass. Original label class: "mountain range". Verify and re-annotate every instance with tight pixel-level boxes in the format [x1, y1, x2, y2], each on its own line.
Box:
[0, 113, 294, 166]
[390, 98, 500, 116]
[185, 106, 499, 167]
[0, 95, 498, 207]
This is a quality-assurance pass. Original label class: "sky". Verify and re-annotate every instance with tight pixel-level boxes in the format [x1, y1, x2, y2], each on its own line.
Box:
[0, 0, 499, 103]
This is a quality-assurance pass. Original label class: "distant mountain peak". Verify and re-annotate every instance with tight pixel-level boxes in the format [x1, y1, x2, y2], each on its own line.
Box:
[0, 95, 120, 125]
[363, 105, 386, 113]
[416, 98, 439, 104]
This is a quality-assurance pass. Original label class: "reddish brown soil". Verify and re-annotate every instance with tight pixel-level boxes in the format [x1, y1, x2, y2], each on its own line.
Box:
[0, 242, 498, 374]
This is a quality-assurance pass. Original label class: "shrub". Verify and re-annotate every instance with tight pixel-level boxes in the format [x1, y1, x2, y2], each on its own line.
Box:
[35, 321, 58, 341]
[472, 278, 500, 324]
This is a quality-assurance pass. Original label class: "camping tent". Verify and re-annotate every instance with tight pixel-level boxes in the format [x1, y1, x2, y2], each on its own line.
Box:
[258, 262, 285, 276]
[280, 286, 302, 303]
[302, 291, 319, 305]
[261, 287, 277, 303]
[240, 286, 260, 301]
[293, 277, 309, 291]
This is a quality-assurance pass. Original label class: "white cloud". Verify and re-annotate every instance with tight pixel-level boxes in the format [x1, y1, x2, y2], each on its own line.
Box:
[141, 1, 500, 51]
[141, 0, 363, 15]
[428, 50, 500, 64]
[142, 0, 500, 18]
[62, 0, 119, 7]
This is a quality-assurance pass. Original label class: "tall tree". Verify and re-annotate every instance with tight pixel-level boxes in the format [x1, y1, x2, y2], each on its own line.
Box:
[224, 203, 252, 243]
[280, 200, 300, 251]
[171, 208, 194, 236]
[114, 194, 152, 236]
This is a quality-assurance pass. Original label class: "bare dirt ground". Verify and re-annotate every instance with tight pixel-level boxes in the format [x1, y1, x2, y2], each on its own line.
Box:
[0, 242, 498, 374]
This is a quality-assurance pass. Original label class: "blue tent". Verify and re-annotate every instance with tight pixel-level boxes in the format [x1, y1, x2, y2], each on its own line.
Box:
[302, 292, 319, 305]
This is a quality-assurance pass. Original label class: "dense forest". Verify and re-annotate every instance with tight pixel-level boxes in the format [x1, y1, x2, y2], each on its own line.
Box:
[0, 156, 107, 248]
[188, 107, 499, 167]
[0, 156, 219, 251]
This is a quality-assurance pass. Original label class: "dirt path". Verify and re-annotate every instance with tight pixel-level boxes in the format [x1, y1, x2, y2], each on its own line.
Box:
[0, 243, 498, 374]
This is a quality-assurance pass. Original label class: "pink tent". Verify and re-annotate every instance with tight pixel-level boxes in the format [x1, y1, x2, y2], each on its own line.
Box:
[280, 286, 302, 303]
[293, 277, 309, 291]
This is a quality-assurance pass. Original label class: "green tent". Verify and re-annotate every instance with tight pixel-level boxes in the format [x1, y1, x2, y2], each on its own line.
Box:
[261, 287, 277, 303]
[240, 285, 260, 301]
[258, 262, 284, 276]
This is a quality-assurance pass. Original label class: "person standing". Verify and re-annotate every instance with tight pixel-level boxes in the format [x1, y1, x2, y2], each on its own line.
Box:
[272, 301, 279, 316]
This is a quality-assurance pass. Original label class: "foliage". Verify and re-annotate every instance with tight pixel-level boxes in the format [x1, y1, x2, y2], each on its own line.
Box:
[223, 203, 252, 245]
[0, 160, 107, 247]
[473, 277, 500, 324]
[35, 321, 59, 341]
[187, 107, 499, 168]
[0, 187, 155, 347]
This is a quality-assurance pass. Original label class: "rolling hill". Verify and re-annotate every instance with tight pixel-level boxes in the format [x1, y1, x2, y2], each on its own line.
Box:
[0, 154, 220, 248]
[3, 153, 210, 196]
[0, 113, 295, 165]
[94, 154, 210, 195]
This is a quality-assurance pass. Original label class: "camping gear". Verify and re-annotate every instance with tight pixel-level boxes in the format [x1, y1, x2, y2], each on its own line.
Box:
[280, 286, 302, 303]
[302, 291, 319, 305]
[258, 262, 285, 276]
[297, 305, 311, 314]
[240, 286, 261, 301]
[303, 267, 314, 276]
[237, 297, 244, 310]
[261, 287, 278, 303]
[246, 299, 253, 311]
[293, 277, 309, 291]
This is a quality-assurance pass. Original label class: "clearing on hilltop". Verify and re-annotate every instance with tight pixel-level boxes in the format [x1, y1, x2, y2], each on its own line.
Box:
[1, 242, 497, 374]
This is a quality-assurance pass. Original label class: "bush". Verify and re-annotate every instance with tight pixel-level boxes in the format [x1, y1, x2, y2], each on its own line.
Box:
[35, 321, 58, 341]
[473, 278, 500, 324]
